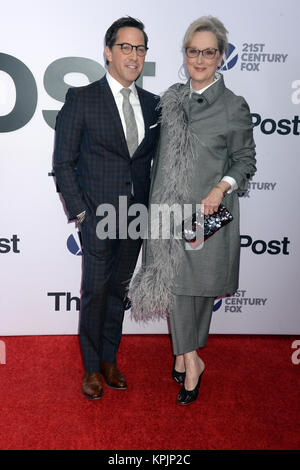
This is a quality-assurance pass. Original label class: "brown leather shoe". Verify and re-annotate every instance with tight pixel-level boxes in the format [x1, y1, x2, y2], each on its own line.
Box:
[100, 361, 127, 390]
[82, 373, 104, 400]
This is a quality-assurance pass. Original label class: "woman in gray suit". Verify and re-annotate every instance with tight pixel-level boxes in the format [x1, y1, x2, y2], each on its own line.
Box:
[129, 16, 256, 405]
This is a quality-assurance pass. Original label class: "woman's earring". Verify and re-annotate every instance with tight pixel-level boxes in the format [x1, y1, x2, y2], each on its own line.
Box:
[217, 55, 224, 70]
[178, 63, 189, 81]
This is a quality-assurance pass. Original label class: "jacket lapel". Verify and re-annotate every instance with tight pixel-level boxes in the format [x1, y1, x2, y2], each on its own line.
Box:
[98, 76, 130, 158]
[132, 86, 152, 158]
[98, 77, 154, 160]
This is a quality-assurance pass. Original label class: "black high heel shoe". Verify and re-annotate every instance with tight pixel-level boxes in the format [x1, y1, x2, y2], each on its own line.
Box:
[177, 369, 204, 405]
[172, 357, 186, 385]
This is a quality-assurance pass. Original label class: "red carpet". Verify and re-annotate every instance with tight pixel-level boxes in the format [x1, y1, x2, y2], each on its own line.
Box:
[0, 334, 299, 450]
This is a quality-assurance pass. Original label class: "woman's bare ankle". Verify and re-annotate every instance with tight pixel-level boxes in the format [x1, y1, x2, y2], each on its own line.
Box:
[175, 354, 185, 373]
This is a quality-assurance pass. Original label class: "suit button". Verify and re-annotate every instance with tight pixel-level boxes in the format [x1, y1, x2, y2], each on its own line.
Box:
[125, 181, 131, 185]
[197, 98, 203, 103]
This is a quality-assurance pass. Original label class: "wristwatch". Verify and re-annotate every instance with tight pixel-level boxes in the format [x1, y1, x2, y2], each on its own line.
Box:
[76, 211, 86, 224]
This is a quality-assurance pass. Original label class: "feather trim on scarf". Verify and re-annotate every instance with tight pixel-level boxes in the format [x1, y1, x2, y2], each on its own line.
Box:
[129, 83, 198, 322]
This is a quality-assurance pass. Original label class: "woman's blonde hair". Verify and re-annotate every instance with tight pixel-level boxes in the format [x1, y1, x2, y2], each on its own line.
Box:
[183, 16, 228, 54]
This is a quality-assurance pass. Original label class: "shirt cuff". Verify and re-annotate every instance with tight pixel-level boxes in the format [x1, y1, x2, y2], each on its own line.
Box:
[221, 176, 238, 194]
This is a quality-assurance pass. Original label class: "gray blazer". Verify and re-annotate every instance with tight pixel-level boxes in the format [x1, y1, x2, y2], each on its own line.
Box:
[146, 75, 256, 297]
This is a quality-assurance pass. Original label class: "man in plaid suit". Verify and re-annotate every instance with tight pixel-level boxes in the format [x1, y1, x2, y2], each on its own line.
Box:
[54, 17, 159, 400]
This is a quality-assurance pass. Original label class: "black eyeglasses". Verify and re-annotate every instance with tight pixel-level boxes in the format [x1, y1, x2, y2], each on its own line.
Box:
[185, 47, 218, 59]
[114, 43, 148, 57]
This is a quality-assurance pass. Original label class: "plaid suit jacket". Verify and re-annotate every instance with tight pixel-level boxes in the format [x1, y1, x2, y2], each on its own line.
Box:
[53, 76, 160, 220]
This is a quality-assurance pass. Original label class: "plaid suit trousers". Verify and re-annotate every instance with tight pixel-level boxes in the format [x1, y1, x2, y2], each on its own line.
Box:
[79, 214, 142, 372]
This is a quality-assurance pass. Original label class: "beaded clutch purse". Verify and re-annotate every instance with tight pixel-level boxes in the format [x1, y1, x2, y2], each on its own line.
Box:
[182, 204, 233, 243]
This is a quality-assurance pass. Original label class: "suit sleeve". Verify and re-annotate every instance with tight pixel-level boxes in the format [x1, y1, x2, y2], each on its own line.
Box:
[53, 88, 87, 220]
[225, 96, 257, 192]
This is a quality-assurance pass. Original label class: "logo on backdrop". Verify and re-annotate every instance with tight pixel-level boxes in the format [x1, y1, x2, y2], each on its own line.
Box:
[240, 43, 288, 71]
[291, 80, 300, 105]
[48, 171, 60, 192]
[0, 235, 20, 253]
[0, 53, 156, 132]
[238, 181, 277, 198]
[219, 43, 288, 72]
[67, 232, 82, 256]
[213, 289, 268, 314]
[240, 235, 290, 255]
[251, 113, 300, 136]
[47, 292, 80, 311]
[219, 43, 238, 71]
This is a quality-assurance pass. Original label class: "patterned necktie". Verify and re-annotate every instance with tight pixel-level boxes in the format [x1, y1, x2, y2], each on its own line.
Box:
[120, 88, 138, 157]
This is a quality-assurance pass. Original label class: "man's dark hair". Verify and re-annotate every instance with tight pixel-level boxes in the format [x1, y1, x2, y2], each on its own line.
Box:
[105, 16, 148, 49]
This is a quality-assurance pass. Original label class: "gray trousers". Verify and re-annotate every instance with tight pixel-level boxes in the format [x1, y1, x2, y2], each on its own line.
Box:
[169, 295, 215, 355]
